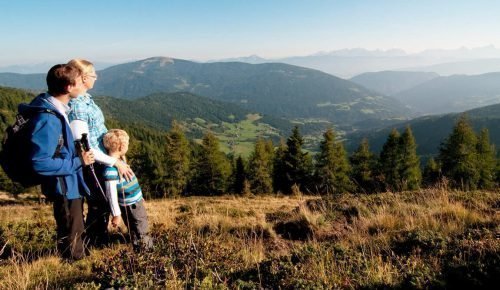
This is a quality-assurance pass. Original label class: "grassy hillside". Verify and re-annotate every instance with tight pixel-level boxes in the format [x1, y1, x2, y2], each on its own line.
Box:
[0, 189, 498, 288]
[96, 92, 252, 131]
[96, 92, 293, 157]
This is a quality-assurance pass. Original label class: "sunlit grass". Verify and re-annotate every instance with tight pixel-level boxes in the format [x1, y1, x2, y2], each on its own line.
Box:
[0, 189, 498, 288]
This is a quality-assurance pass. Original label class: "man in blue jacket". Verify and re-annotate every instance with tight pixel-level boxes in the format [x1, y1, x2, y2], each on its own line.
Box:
[21, 64, 95, 261]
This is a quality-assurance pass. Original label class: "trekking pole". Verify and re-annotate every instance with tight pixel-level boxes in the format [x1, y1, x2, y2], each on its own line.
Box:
[75, 133, 109, 203]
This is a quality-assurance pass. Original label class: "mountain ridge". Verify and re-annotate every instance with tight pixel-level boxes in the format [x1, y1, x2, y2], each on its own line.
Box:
[350, 71, 440, 96]
[345, 103, 500, 158]
[395, 72, 500, 115]
[0, 57, 411, 127]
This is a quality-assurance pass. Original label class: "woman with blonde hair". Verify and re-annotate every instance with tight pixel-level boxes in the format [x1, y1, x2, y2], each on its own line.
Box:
[68, 58, 133, 247]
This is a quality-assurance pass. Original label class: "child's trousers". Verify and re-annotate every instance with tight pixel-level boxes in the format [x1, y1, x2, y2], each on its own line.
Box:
[120, 199, 153, 251]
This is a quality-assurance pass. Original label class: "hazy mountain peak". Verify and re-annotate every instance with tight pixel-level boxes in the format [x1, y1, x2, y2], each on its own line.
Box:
[206, 55, 267, 64]
[416, 45, 500, 59]
[129, 57, 175, 74]
[140, 56, 175, 66]
[0, 61, 116, 74]
[313, 48, 408, 57]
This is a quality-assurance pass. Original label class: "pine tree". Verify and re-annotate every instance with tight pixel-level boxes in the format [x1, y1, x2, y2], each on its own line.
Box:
[191, 132, 231, 195]
[476, 128, 496, 190]
[379, 129, 402, 191]
[438, 115, 479, 190]
[247, 138, 274, 194]
[163, 122, 191, 197]
[422, 157, 441, 187]
[232, 155, 247, 194]
[315, 128, 353, 195]
[399, 126, 421, 190]
[129, 142, 159, 198]
[350, 138, 378, 193]
[265, 139, 275, 160]
[272, 138, 288, 193]
[282, 126, 313, 194]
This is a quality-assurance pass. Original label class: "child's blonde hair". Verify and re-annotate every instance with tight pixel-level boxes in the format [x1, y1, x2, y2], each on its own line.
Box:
[103, 129, 129, 154]
[67, 58, 95, 75]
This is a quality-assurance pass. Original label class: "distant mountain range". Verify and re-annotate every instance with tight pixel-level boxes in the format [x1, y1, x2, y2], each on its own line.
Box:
[350, 71, 440, 96]
[395, 72, 500, 115]
[2, 55, 498, 141]
[3, 46, 500, 77]
[345, 103, 500, 158]
[0, 57, 411, 127]
[0, 61, 116, 74]
[400, 58, 500, 76]
[349, 71, 500, 115]
[0, 73, 45, 91]
[214, 46, 500, 78]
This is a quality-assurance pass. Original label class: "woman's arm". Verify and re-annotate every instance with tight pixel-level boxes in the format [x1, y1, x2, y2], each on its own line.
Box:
[70, 120, 134, 180]
[105, 179, 121, 217]
[70, 120, 116, 166]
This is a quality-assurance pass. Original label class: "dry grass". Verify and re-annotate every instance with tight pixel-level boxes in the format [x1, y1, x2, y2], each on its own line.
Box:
[0, 189, 498, 289]
[0, 254, 98, 289]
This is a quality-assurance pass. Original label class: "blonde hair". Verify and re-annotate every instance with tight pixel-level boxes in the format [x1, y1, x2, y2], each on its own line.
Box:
[103, 129, 130, 154]
[67, 58, 95, 75]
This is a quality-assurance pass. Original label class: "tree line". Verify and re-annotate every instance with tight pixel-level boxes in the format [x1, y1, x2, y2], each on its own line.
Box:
[0, 100, 498, 196]
[1, 86, 497, 196]
[125, 115, 499, 198]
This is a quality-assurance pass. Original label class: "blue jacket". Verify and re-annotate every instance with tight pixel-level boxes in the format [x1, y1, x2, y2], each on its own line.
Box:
[20, 93, 90, 200]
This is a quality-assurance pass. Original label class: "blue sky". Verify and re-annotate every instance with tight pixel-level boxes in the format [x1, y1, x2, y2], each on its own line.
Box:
[1, 0, 499, 65]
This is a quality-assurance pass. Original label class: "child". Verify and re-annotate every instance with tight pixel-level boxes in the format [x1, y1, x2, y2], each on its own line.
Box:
[102, 129, 153, 251]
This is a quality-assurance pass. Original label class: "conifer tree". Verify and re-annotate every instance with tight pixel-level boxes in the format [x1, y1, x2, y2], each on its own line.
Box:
[265, 139, 275, 159]
[129, 142, 159, 198]
[282, 126, 313, 193]
[379, 129, 402, 191]
[191, 132, 231, 195]
[476, 128, 496, 190]
[272, 139, 288, 193]
[350, 138, 378, 193]
[399, 126, 421, 190]
[422, 157, 441, 187]
[163, 122, 191, 197]
[315, 128, 353, 195]
[247, 138, 274, 194]
[438, 115, 479, 190]
[232, 155, 247, 194]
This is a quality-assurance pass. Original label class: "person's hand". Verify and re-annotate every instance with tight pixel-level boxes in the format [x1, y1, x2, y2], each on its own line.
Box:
[111, 215, 122, 227]
[81, 150, 95, 166]
[115, 159, 134, 181]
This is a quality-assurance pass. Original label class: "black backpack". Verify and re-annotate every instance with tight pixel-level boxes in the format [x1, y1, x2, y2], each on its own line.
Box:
[0, 107, 64, 187]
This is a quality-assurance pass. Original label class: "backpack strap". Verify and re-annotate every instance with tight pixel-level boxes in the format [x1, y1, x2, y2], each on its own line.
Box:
[53, 134, 64, 158]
